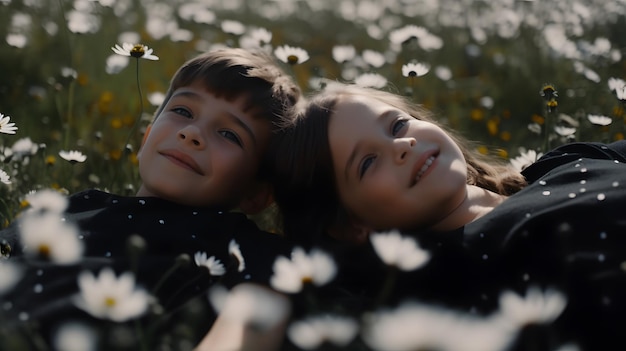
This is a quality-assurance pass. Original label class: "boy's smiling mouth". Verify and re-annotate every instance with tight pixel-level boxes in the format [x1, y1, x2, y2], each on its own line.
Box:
[160, 150, 204, 175]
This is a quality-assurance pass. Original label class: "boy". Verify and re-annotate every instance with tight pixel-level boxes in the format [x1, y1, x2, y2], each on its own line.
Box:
[0, 48, 301, 350]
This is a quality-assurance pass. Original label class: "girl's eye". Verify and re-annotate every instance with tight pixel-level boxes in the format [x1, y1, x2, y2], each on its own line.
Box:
[172, 107, 192, 118]
[391, 119, 408, 136]
[219, 130, 243, 147]
[359, 155, 375, 179]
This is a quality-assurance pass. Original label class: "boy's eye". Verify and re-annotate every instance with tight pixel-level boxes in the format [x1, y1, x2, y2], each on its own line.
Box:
[359, 155, 375, 179]
[219, 130, 243, 147]
[172, 107, 192, 118]
[391, 119, 408, 136]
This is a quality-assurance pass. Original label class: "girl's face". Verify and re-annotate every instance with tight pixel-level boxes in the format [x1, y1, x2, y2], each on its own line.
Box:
[328, 94, 469, 231]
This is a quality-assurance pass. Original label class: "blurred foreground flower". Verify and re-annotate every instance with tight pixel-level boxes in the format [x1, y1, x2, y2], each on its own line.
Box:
[355, 73, 387, 89]
[111, 43, 159, 61]
[19, 212, 83, 264]
[0, 168, 11, 185]
[74, 267, 150, 322]
[229, 239, 245, 272]
[287, 314, 359, 350]
[275, 45, 310, 65]
[0, 260, 23, 295]
[53, 322, 98, 351]
[194, 251, 226, 276]
[59, 150, 87, 164]
[498, 286, 567, 328]
[24, 188, 69, 214]
[0, 113, 17, 134]
[370, 230, 430, 271]
[362, 301, 515, 351]
[209, 284, 290, 330]
[270, 247, 336, 293]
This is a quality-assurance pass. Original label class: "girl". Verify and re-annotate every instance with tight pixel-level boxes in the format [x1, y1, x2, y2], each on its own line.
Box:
[271, 82, 626, 350]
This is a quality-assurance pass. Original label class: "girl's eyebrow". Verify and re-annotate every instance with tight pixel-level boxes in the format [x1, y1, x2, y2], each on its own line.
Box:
[343, 109, 395, 181]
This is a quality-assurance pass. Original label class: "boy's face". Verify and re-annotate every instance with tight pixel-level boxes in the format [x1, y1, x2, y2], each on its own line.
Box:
[136, 81, 270, 208]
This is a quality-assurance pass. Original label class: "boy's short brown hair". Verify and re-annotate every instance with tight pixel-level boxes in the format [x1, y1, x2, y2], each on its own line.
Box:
[154, 48, 301, 131]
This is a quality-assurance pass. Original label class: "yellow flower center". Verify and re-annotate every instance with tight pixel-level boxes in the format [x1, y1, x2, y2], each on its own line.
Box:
[287, 55, 299, 64]
[105, 297, 117, 307]
[301, 276, 313, 284]
[130, 44, 145, 58]
[38, 244, 51, 257]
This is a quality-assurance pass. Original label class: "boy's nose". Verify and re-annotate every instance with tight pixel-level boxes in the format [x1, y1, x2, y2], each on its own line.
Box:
[393, 137, 416, 163]
[178, 125, 205, 148]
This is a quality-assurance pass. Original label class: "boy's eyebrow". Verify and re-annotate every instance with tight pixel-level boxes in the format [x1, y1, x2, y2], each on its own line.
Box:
[344, 110, 395, 181]
[171, 89, 258, 147]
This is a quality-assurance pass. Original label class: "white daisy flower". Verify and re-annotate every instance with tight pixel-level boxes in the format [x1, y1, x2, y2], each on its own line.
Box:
[354, 73, 387, 89]
[616, 86, 626, 101]
[587, 114, 612, 126]
[389, 24, 428, 45]
[270, 247, 336, 293]
[74, 267, 149, 322]
[229, 239, 245, 272]
[0, 113, 17, 134]
[554, 125, 577, 137]
[10, 137, 38, 159]
[19, 212, 83, 264]
[0, 168, 10, 185]
[209, 283, 290, 330]
[194, 251, 226, 276]
[362, 49, 386, 68]
[608, 77, 626, 92]
[221, 19, 246, 35]
[370, 230, 430, 271]
[497, 286, 567, 328]
[287, 314, 358, 350]
[59, 150, 87, 164]
[402, 62, 430, 78]
[25, 188, 69, 214]
[53, 321, 98, 351]
[111, 43, 159, 61]
[332, 45, 356, 63]
[509, 148, 543, 173]
[0, 260, 23, 295]
[274, 45, 310, 65]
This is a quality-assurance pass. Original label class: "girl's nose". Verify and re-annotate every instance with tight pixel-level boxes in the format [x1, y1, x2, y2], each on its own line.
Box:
[178, 125, 205, 148]
[393, 137, 416, 163]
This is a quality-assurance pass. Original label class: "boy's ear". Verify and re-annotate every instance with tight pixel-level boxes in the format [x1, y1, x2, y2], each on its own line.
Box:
[238, 182, 274, 215]
[328, 219, 370, 245]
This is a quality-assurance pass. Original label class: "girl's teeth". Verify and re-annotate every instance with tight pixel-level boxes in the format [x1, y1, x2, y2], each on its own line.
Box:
[415, 156, 435, 181]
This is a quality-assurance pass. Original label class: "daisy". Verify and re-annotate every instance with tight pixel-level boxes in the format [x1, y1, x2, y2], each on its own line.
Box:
[402, 62, 430, 77]
[19, 212, 83, 264]
[354, 73, 387, 89]
[509, 148, 543, 172]
[59, 150, 87, 164]
[587, 114, 612, 126]
[24, 188, 69, 214]
[270, 247, 336, 293]
[10, 137, 38, 159]
[229, 239, 245, 272]
[616, 86, 626, 101]
[389, 25, 428, 45]
[194, 251, 226, 276]
[0, 113, 17, 134]
[0, 168, 10, 185]
[362, 49, 386, 68]
[332, 45, 356, 63]
[53, 322, 97, 351]
[221, 19, 246, 35]
[287, 314, 358, 350]
[111, 43, 159, 61]
[274, 45, 310, 65]
[74, 267, 149, 322]
[497, 286, 567, 328]
[369, 230, 430, 271]
[0, 260, 23, 295]
[554, 125, 577, 137]
[209, 284, 290, 330]
[607, 77, 626, 92]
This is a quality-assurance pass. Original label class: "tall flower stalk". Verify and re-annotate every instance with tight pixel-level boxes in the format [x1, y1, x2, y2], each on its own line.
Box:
[110, 43, 159, 191]
[540, 84, 558, 153]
